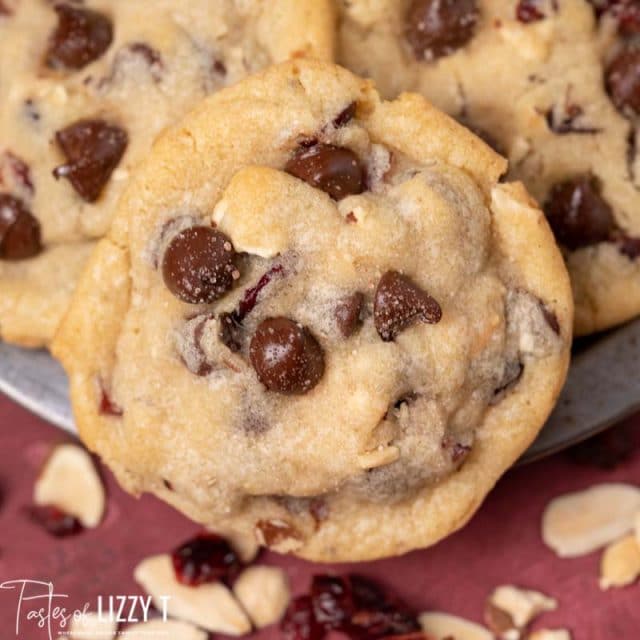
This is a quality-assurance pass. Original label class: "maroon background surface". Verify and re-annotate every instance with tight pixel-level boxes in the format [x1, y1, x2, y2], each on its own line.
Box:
[1, 394, 639, 640]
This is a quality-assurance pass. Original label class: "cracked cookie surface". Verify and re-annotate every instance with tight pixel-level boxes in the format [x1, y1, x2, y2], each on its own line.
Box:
[0, 0, 334, 346]
[53, 60, 572, 561]
[339, 0, 640, 335]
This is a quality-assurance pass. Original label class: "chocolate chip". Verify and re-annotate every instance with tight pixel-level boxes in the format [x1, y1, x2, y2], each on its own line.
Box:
[491, 360, 524, 404]
[543, 176, 616, 250]
[212, 59, 227, 76]
[374, 271, 442, 342]
[405, 0, 479, 61]
[333, 102, 357, 128]
[544, 104, 602, 135]
[0, 194, 42, 260]
[185, 314, 216, 376]
[162, 226, 240, 304]
[285, 144, 365, 201]
[335, 292, 365, 338]
[109, 42, 164, 84]
[516, 0, 546, 22]
[46, 4, 113, 70]
[606, 47, 640, 116]
[53, 119, 128, 202]
[457, 117, 505, 155]
[250, 317, 325, 394]
[218, 312, 243, 353]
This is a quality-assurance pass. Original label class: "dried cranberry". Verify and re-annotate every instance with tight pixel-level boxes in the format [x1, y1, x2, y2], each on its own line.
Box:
[30, 505, 83, 537]
[516, 0, 546, 22]
[99, 387, 123, 417]
[281, 596, 325, 640]
[171, 533, 241, 586]
[311, 575, 355, 630]
[0, 151, 34, 195]
[236, 263, 285, 321]
[333, 102, 357, 128]
[616, 233, 640, 259]
[46, 4, 113, 70]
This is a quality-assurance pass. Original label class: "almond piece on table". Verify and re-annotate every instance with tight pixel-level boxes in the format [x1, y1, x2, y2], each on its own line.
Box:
[34, 443, 105, 527]
[69, 612, 117, 640]
[419, 611, 494, 640]
[121, 619, 207, 640]
[487, 585, 557, 635]
[233, 566, 290, 628]
[542, 484, 640, 557]
[134, 554, 251, 635]
[528, 630, 572, 640]
[599, 534, 640, 590]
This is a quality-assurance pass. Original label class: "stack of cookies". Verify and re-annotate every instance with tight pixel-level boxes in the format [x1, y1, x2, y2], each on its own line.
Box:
[2, 0, 635, 562]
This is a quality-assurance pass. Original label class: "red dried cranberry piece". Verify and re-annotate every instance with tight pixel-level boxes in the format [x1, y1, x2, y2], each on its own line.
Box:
[237, 263, 285, 321]
[99, 387, 123, 417]
[281, 596, 325, 640]
[516, 0, 546, 22]
[0, 194, 42, 260]
[333, 102, 357, 128]
[46, 4, 113, 70]
[30, 505, 83, 537]
[311, 575, 355, 630]
[171, 533, 241, 586]
[0, 151, 34, 195]
[53, 119, 128, 202]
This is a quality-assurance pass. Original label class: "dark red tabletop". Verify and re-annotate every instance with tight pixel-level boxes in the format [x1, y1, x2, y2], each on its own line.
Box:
[1, 394, 639, 640]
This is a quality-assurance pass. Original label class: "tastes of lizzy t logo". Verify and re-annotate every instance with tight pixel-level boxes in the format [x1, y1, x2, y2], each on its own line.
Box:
[0, 580, 169, 639]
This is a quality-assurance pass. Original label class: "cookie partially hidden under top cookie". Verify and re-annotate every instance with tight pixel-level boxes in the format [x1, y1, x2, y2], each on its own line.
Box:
[339, 0, 640, 335]
[53, 60, 572, 561]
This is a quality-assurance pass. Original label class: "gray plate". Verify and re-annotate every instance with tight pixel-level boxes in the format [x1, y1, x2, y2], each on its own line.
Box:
[2, 319, 640, 462]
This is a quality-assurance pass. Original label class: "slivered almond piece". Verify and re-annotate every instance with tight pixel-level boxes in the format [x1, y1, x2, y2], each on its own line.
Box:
[121, 620, 207, 640]
[133, 554, 251, 635]
[599, 534, 640, 590]
[69, 612, 117, 639]
[528, 630, 572, 640]
[419, 611, 494, 640]
[233, 566, 290, 628]
[542, 484, 640, 557]
[34, 444, 105, 527]
[488, 586, 556, 631]
[206, 527, 260, 563]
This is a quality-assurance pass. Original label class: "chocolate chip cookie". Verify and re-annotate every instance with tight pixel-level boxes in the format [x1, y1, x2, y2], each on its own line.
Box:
[0, 0, 334, 347]
[339, 0, 640, 335]
[53, 60, 572, 561]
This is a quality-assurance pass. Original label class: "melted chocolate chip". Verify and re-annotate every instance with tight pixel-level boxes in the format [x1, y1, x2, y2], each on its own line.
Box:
[543, 176, 616, 250]
[333, 102, 357, 128]
[405, 0, 479, 61]
[516, 0, 546, 22]
[374, 271, 442, 342]
[335, 292, 365, 338]
[162, 226, 240, 304]
[0, 194, 42, 260]
[606, 47, 640, 116]
[53, 119, 128, 202]
[250, 318, 325, 394]
[46, 4, 113, 70]
[285, 144, 365, 201]
[457, 117, 505, 155]
[218, 312, 244, 353]
[544, 104, 602, 135]
[491, 360, 524, 403]
[187, 314, 216, 376]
